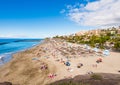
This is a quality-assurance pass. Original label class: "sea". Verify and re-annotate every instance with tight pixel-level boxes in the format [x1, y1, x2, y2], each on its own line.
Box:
[0, 38, 42, 65]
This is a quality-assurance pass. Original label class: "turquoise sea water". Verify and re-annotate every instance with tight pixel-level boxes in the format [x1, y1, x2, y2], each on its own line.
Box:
[0, 39, 42, 65]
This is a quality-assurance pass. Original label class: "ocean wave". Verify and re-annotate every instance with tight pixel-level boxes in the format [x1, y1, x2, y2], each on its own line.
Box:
[0, 39, 42, 46]
[0, 52, 13, 65]
[0, 42, 9, 45]
[0, 52, 12, 57]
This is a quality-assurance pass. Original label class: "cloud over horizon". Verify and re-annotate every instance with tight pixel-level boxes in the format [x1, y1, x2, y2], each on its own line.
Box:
[64, 0, 120, 27]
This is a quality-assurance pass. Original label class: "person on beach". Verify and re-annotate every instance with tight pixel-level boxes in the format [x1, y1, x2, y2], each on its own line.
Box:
[48, 73, 57, 79]
[77, 63, 83, 68]
[96, 58, 102, 63]
[0, 56, 4, 63]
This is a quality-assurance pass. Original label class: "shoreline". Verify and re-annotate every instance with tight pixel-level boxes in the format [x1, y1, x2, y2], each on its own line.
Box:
[0, 38, 120, 85]
[0, 40, 43, 66]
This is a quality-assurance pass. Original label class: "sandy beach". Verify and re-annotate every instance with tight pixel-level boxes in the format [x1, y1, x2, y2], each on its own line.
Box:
[0, 38, 120, 85]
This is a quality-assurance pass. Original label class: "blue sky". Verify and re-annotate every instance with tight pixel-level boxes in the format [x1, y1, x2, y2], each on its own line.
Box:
[0, 0, 119, 38]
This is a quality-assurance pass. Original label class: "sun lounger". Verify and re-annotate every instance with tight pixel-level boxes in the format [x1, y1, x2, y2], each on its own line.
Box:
[32, 57, 39, 60]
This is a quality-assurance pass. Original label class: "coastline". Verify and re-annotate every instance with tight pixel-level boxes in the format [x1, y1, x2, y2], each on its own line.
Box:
[0, 38, 120, 85]
[0, 39, 43, 66]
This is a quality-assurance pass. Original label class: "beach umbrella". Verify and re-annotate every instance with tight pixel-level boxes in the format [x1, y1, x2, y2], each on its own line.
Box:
[93, 48, 98, 52]
[103, 50, 110, 56]
[84, 44, 87, 48]
[66, 61, 70, 66]
[87, 46, 90, 50]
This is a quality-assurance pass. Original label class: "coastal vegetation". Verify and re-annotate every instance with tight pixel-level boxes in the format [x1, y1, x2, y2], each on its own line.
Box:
[50, 73, 120, 85]
[54, 27, 120, 51]
[90, 74, 103, 80]
[50, 82, 90, 85]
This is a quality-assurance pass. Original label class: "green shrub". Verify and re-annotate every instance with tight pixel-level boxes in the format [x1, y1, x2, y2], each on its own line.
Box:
[50, 81, 90, 85]
[91, 74, 103, 80]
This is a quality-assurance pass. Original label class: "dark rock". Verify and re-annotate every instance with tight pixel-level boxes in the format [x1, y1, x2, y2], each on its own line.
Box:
[0, 82, 12, 85]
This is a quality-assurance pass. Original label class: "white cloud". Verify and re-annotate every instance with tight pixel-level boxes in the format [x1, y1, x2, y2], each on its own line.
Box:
[0, 34, 31, 38]
[60, 9, 66, 14]
[65, 0, 120, 27]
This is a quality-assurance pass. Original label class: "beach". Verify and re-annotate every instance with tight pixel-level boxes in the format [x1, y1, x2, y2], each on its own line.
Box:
[0, 38, 120, 85]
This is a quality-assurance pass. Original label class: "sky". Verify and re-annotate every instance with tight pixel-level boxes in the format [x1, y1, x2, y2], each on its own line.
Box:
[0, 0, 120, 38]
